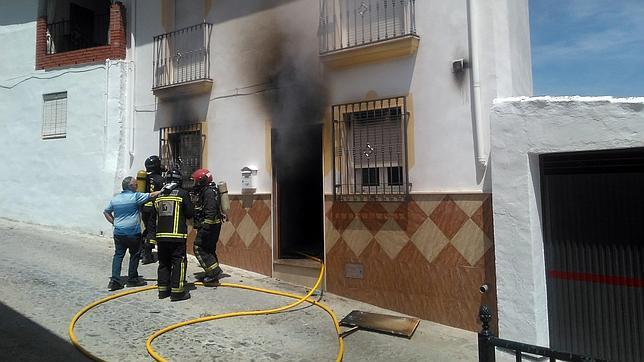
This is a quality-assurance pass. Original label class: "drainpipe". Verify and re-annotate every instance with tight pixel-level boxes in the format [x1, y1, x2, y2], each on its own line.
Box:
[104, 58, 110, 155]
[466, 0, 487, 168]
[129, 0, 136, 157]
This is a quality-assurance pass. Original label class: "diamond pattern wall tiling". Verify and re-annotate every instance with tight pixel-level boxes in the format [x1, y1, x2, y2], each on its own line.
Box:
[237, 214, 260, 247]
[248, 199, 270, 228]
[429, 196, 469, 239]
[325, 218, 341, 252]
[342, 218, 374, 257]
[347, 202, 366, 214]
[327, 202, 355, 232]
[471, 196, 494, 239]
[259, 219, 271, 246]
[411, 219, 450, 263]
[450, 219, 492, 266]
[413, 194, 445, 216]
[227, 199, 246, 228]
[216, 195, 272, 277]
[219, 221, 235, 245]
[374, 218, 409, 259]
[453, 194, 488, 217]
[358, 202, 389, 234]
[325, 193, 496, 332]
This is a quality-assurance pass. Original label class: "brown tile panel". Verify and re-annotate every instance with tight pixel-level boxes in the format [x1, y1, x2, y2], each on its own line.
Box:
[471, 196, 494, 240]
[357, 202, 389, 233]
[393, 200, 427, 237]
[219, 232, 272, 277]
[325, 193, 497, 332]
[187, 194, 273, 277]
[327, 202, 355, 232]
[429, 196, 469, 239]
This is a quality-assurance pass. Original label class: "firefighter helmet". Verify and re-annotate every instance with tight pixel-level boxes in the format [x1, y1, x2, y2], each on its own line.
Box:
[165, 169, 183, 186]
[191, 168, 213, 188]
[145, 155, 162, 173]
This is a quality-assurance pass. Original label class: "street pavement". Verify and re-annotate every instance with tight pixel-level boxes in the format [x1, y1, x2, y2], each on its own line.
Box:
[0, 218, 478, 361]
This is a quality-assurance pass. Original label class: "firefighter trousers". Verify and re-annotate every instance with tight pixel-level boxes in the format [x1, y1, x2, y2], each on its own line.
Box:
[157, 241, 187, 296]
[194, 223, 222, 276]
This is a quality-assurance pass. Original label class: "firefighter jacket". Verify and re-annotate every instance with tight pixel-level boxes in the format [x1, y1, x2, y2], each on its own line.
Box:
[192, 183, 223, 228]
[149, 188, 193, 243]
[142, 173, 165, 211]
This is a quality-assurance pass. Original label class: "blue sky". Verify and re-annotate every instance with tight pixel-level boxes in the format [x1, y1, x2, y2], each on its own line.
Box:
[529, 0, 644, 96]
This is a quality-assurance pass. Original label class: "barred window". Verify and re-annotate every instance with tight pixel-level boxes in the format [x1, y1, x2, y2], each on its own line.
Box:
[160, 123, 205, 188]
[332, 96, 409, 201]
[42, 92, 67, 139]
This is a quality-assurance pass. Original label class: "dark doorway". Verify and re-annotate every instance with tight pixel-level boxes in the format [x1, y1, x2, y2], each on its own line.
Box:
[540, 147, 644, 362]
[272, 124, 324, 260]
[69, 3, 95, 49]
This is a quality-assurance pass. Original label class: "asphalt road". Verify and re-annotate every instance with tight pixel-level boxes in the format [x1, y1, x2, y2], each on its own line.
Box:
[0, 218, 477, 361]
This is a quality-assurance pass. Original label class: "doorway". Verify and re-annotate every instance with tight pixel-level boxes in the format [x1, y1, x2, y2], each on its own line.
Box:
[540, 147, 644, 362]
[272, 124, 324, 260]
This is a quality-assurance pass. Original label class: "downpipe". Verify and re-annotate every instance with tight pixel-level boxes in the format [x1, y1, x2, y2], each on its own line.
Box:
[467, 0, 488, 169]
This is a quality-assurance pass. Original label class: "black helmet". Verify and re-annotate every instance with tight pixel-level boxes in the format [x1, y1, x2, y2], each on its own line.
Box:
[165, 169, 183, 186]
[145, 155, 161, 173]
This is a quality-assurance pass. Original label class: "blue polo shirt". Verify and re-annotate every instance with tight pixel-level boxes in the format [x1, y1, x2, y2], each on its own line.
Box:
[104, 190, 150, 236]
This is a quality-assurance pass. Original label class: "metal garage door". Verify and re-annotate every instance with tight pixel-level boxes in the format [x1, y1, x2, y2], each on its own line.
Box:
[540, 148, 644, 362]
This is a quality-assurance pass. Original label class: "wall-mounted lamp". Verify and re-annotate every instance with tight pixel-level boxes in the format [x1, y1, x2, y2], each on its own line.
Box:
[452, 58, 468, 73]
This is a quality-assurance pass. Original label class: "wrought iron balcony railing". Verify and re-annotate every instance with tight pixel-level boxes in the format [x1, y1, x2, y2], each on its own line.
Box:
[153, 23, 213, 90]
[319, 0, 417, 54]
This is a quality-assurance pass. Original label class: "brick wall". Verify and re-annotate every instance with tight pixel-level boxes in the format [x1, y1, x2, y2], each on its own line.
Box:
[35, 2, 126, 70]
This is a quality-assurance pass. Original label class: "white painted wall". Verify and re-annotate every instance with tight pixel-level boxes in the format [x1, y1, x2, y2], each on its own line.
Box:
[0, 1, 129, 235]
[129, 0, 532, 195]
[491, 96, 644, 346]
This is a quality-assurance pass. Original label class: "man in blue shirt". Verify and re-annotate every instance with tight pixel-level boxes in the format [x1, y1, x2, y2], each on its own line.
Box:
[103, 176, 161, 291]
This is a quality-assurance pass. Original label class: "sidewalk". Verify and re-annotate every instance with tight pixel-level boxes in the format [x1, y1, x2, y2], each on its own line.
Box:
[0, 218, 478, 361]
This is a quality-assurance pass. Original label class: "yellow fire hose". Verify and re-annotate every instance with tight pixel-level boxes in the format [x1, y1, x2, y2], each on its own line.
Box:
[69, 257, 344, 361]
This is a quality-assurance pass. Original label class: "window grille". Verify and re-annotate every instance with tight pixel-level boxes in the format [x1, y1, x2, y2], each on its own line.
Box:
[42, 92, 67, 139]
[159, 123, 205, 188]
[332, 96, 409, 201]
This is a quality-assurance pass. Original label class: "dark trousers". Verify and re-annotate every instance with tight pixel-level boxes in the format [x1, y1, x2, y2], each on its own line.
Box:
[194, 223, 222, 275]
[157, 241, 187, 295]
[141, 209, 155, 254]
[111, 234, 141, 282]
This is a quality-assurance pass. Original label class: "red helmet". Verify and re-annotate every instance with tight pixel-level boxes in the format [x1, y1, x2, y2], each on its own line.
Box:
[191, 168, 213, 187]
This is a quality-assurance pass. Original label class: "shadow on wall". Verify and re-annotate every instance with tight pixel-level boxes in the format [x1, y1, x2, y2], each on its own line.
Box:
[326, 53, 418, 103]
[154, 94, 210, 130]
[209, 0, 300, 25]
[0, 0, 37, 26]
[0, 301, 89, 361]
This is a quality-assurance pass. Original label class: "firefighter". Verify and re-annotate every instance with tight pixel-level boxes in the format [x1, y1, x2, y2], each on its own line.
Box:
[149, 169, 193, 301]
[141, 155, 165, 264]
[191, 168, 224, 283]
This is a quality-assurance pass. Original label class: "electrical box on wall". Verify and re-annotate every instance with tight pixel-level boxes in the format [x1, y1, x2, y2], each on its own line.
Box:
[241, 166, 257, 194]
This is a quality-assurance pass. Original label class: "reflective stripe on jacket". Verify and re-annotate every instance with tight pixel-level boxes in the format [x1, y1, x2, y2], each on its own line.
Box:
[150, 188, 193, 242]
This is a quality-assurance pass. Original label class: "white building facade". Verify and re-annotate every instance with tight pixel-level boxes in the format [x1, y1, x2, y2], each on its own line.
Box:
[0, 0, 532, 333]
[126, 0, 531, 332]
[0, 0, 129, 234]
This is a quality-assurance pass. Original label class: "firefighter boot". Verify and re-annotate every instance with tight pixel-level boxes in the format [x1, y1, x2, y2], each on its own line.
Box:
[170, 291, 191, 302]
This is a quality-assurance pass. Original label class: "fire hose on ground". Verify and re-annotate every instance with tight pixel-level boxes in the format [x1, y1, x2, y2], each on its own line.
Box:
[68, 256, 344, 362]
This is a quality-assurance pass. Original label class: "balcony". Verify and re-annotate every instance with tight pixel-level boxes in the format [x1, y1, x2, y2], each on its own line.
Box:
[319, 0, 419, 68]
[36, 1, 125, 70]
[152, 23, 213, 99]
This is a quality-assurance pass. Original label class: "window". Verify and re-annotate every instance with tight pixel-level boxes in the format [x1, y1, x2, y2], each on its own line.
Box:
[42, 92, 67, 139]
[160, 123, 205, 187]
[46, 1, 110, 54]
[332, 96, 409, 201]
